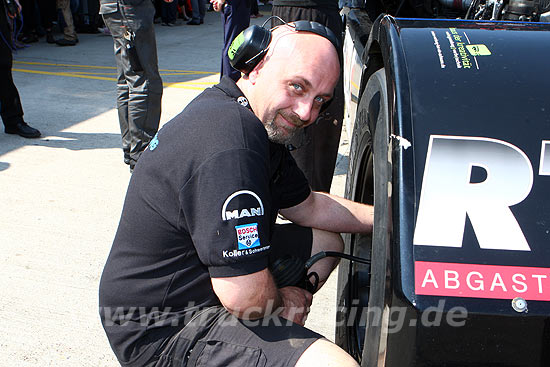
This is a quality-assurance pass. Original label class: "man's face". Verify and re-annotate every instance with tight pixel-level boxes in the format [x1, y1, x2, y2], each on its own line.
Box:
[247, 31, 340, 144]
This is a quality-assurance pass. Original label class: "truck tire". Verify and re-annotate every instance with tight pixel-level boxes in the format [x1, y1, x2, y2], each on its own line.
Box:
[336, 68, 392, 367]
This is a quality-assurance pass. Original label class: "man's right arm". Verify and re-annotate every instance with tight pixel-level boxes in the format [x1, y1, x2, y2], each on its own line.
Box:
[211, 269, 313, 325]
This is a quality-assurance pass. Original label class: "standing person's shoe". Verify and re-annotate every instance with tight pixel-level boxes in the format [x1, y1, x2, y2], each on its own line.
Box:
[20, 33, 39, 43]
[55, 38, 77, 46]
[187, 19, 201, 25]
[46, 31, 55, 44]
[98, 26, 111, 35]
[5, 122, 41, 138]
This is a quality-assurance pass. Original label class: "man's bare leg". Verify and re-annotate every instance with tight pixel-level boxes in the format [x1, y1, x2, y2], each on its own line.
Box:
[295, 338, 360, 367]
[308, 229, 344, 290]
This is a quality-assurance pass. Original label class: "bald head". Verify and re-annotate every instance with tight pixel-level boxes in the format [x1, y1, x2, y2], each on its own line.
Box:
[267, 24, 340, 70]
[237, 24, 340, 144]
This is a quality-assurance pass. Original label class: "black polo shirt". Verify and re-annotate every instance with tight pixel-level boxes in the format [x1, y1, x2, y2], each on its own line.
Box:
[99, 77, 311, 366]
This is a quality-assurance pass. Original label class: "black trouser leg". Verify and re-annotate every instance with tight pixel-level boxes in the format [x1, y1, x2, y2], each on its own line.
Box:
[0, 10, 24, 128]
[103, 1, 163, 166]
[20, 0, 38, 35]
[37, 0, 57, 31]
[221, 0, 250, 81]
[161, 0, 178, 23]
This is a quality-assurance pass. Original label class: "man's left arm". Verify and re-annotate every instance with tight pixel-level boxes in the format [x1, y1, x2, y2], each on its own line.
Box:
[280, 192, 374, 234]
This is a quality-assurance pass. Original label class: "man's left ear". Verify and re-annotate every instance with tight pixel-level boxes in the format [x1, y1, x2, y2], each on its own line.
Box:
[247, 62, 263, 85]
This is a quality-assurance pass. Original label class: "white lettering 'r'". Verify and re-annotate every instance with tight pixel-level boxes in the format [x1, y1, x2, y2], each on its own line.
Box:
[539, 141, 550, 175]
[413, 135, 533, 251]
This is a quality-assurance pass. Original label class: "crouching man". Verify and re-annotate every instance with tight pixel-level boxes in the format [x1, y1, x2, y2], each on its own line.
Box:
[99, 22, 373, 367]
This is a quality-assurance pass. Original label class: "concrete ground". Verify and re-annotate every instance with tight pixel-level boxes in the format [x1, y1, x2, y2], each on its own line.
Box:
[0, 7, 350, 366]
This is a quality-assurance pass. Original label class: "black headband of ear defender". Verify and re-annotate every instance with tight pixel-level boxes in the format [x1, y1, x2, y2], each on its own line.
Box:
[227, 19, 341, 75]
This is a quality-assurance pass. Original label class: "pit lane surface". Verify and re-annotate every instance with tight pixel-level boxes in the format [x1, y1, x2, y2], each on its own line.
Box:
[0, 8, 350, 366]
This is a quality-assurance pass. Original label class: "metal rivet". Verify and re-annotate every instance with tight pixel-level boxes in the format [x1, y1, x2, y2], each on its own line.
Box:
[512, 297, 528, 313]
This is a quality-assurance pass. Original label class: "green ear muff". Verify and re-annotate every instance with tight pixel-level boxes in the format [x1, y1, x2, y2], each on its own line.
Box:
[228, 25, 272, 75]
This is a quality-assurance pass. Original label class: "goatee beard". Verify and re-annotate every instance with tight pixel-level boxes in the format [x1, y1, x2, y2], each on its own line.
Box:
[264, 111, 304, 145]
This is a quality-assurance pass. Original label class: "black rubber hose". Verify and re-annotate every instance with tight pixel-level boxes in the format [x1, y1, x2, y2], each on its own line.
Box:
[304, 251, 371, 270]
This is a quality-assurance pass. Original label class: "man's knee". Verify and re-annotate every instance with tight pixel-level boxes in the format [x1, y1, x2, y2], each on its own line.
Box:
[295, 338, 359, 367]
[309, 229, 343, 289]
[311, 229, 343, 254]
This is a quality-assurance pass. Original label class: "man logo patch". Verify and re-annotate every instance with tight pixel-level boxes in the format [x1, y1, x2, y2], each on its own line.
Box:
[222, 190, 264, 221]
[236, 223, 260, 250]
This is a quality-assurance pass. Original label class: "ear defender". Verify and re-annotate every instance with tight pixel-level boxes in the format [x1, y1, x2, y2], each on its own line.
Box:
[228, 20, 341, 75]
[228, 25, 272, 75]
[291, 20, 340, 51]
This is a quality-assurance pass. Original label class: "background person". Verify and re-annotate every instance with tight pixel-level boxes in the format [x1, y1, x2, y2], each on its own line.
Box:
[55, 0, 79, 45]
[100, 0, 163, 171]
[161, 0, 179, 25]
[187, 0, 205, 24]
[211, 0, 250, 81]
[0, 0, 41, 138]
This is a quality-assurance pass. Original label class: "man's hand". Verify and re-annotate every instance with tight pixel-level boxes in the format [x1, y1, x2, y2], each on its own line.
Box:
[211, 270, 314, 325]
[210, 0, 226, 12]
[278, 286, 313, 326]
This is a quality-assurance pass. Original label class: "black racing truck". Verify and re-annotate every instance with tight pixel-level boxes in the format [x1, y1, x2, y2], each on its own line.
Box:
[334, 0, 550, 365]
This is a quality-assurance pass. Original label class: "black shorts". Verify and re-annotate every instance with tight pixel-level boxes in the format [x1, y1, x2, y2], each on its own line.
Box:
[150, 224, 321, 367]
[269, 222, 313, 265]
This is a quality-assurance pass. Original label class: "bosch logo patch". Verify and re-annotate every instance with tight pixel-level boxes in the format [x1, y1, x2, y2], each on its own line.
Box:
[235, 223, 260, 250]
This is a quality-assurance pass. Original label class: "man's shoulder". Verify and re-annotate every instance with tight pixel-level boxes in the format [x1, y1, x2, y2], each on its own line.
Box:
[158, 86, 268, 161]
[189, 86, 266, 143]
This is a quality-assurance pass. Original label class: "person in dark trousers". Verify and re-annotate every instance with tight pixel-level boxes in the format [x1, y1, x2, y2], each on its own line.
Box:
[187, 0, 205, 24]
[55, 0, 79, 45]
[271, 0, 344, 192]
[0, 0, 41, 138]
[211, 0, 250, 81]
[100, 0, 163, 171]
[99, 23, 372, 367]
[161, 0, 178, 25]
[250, 0, 262, 17]
[19, 0, 56, 43]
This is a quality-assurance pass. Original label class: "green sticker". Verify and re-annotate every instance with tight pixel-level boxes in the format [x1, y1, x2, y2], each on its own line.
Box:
[228, 33, 245, 61]
[466, 44, 491, 56]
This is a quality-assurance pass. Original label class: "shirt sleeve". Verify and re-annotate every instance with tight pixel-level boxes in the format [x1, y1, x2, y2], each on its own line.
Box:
[179, 148, 272, 278]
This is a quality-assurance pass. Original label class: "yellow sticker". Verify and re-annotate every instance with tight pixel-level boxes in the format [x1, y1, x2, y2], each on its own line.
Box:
[466, 44, 491, 56]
